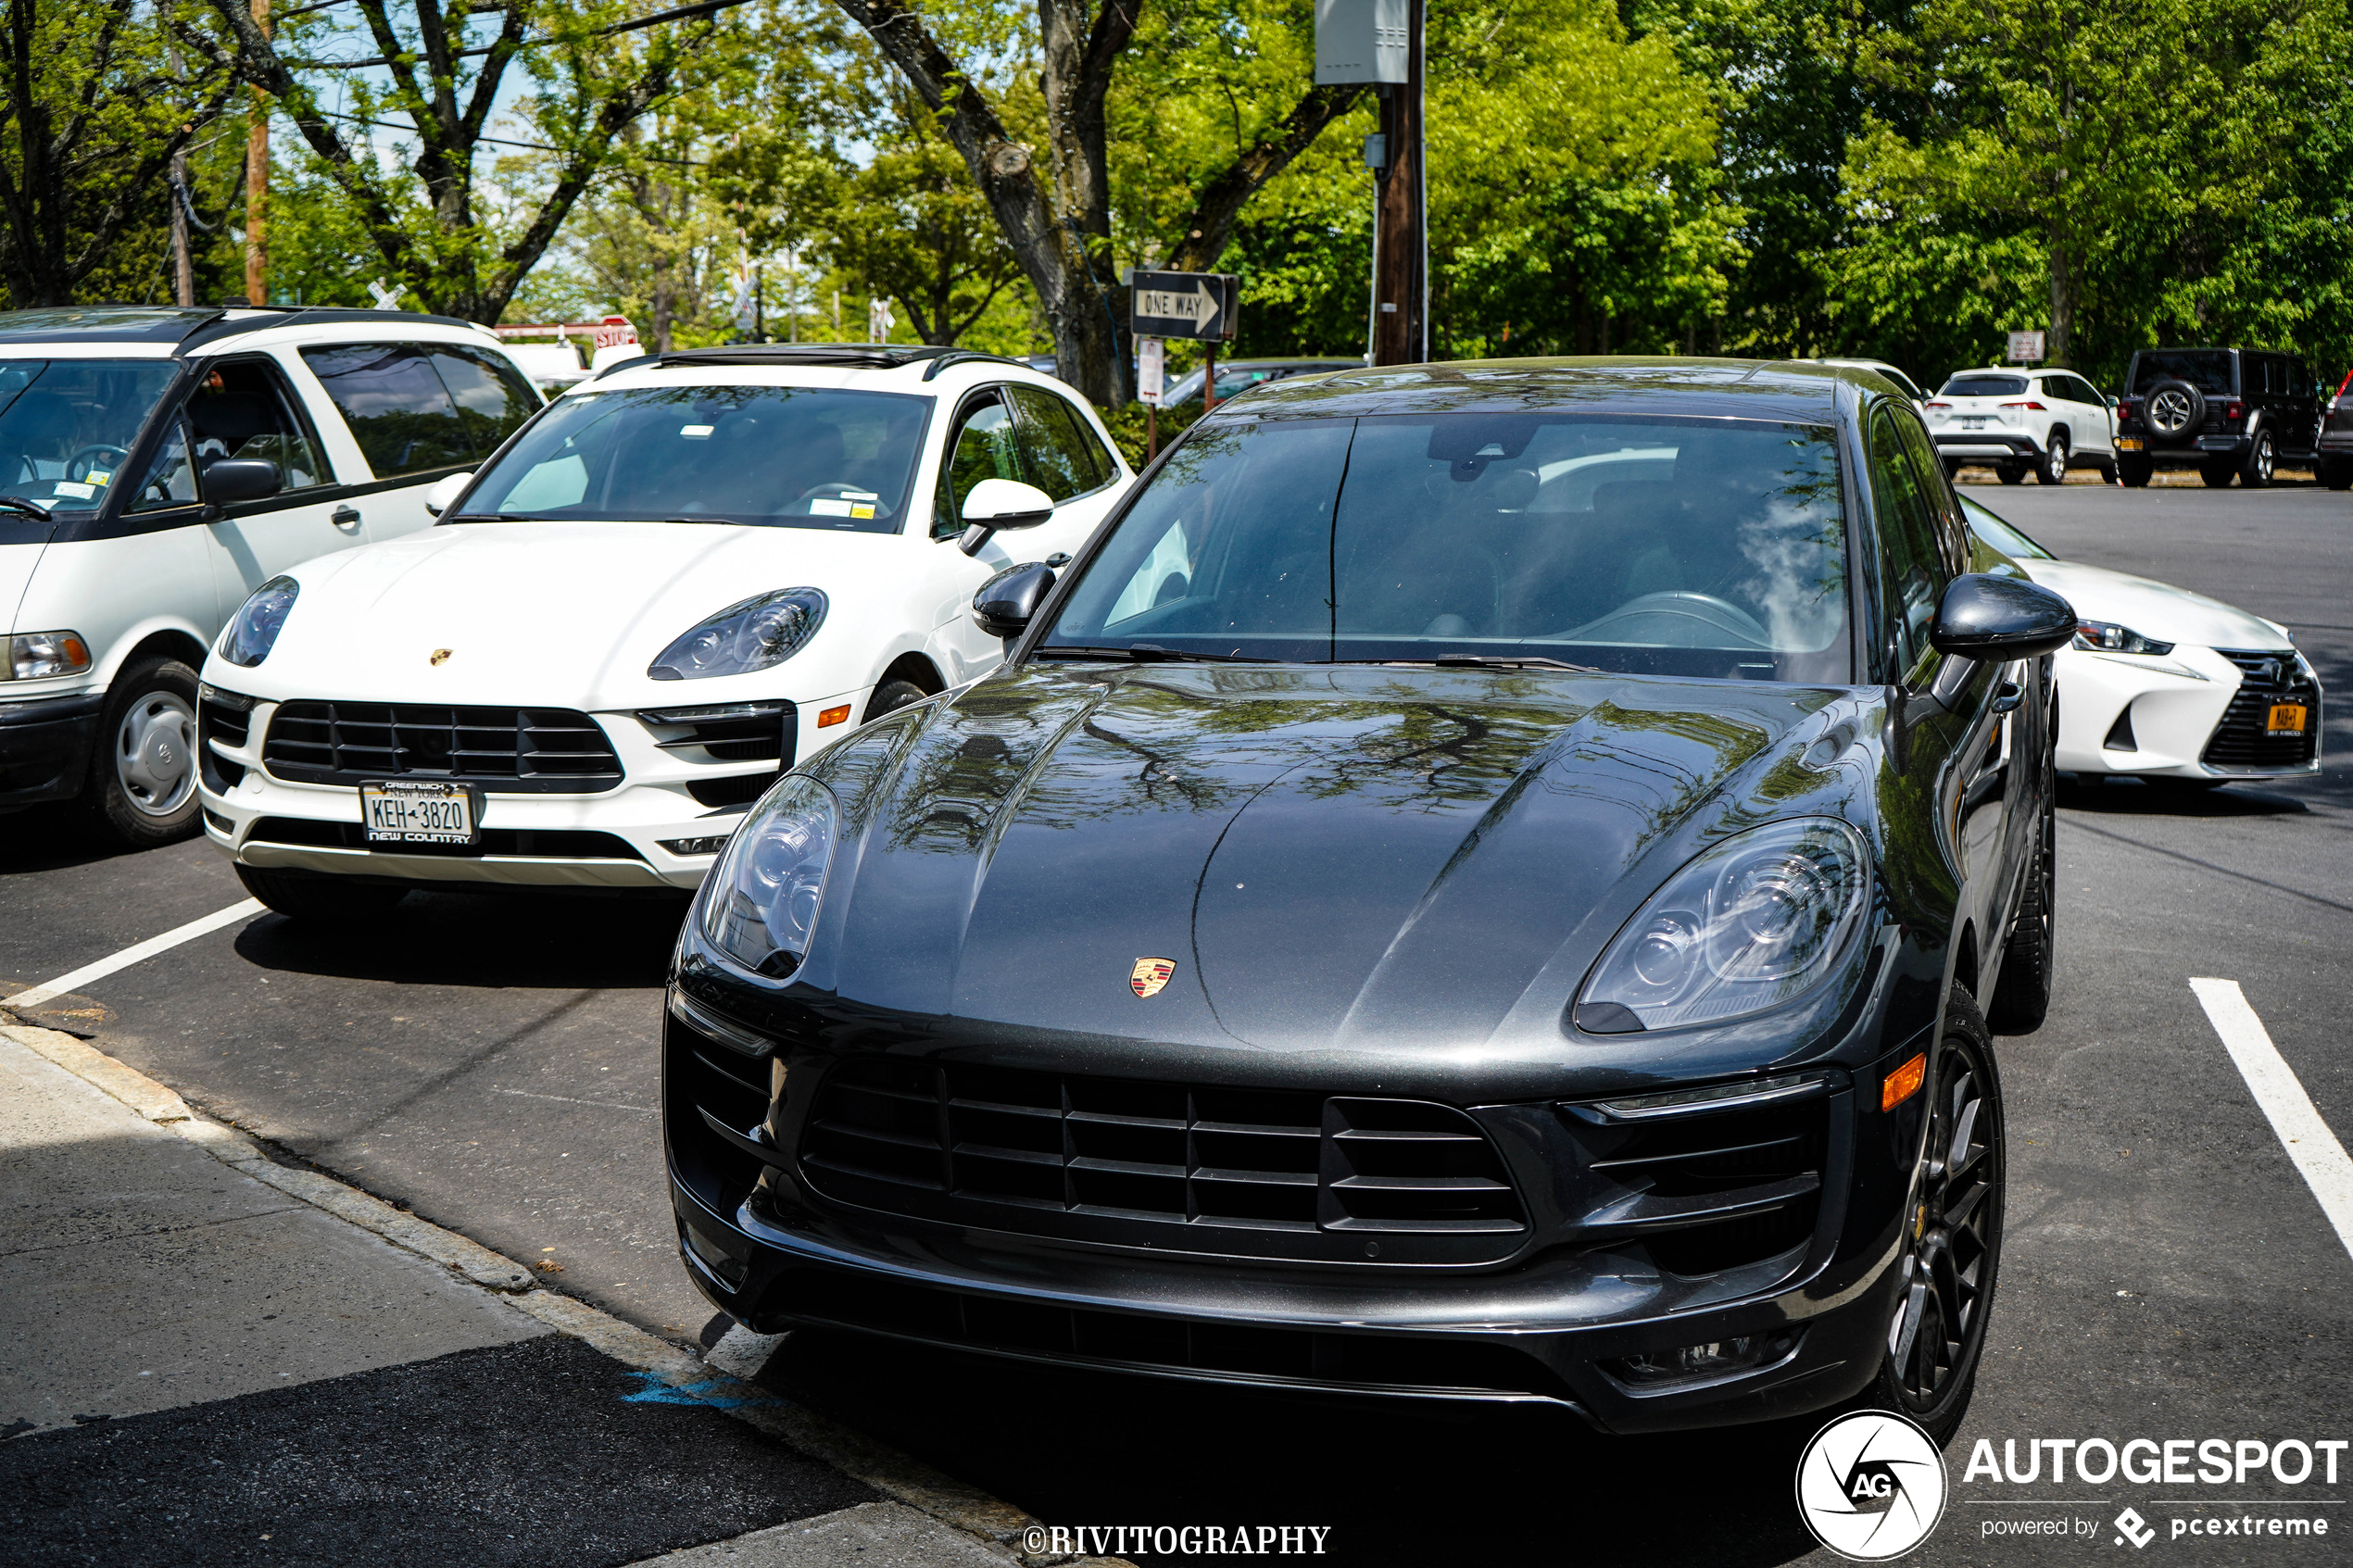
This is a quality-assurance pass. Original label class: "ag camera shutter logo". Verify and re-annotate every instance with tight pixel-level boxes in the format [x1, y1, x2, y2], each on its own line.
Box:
[1795, 1411, 1949, 1560]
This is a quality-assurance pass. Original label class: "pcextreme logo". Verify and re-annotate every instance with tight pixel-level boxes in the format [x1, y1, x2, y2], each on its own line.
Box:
[1796, 1411, 1950, 1561]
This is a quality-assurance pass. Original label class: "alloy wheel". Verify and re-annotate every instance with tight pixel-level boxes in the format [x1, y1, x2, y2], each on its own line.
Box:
[2150, 387, 2194, 436]
[2255, 434, 2274, 484]
[1889, 1035, 2001, 1409]
[114, 690, 197, 818]
[2044, 438, 2068, 483]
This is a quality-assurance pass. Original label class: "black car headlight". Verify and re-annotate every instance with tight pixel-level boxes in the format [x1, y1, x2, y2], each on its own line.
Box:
[219, 576, 299, 667]
[649, 587, 827, 681]
[702, 773, 838, 978]
[1579, 819, 1869, 1032]
[2072, 621, 2172, 656]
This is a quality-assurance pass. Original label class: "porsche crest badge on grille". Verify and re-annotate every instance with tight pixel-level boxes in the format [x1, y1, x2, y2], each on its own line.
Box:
[430, 647, 453, 666]
[1130, 957, 1176, 998]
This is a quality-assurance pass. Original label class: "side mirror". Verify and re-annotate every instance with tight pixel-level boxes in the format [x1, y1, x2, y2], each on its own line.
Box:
[1930, 573, 2076, 659]
[957, 478, 1055, 558]
[423, 470, 474, 518]
[200, 458, 282, 507]
[973, 561, 1057, 644]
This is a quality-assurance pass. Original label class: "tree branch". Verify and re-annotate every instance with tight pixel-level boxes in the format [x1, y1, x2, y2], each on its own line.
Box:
[1164, 82, 1365, 272]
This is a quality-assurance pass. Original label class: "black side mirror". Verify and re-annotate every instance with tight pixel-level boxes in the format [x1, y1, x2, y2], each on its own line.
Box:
[1930, 573, 2075, 659]
[202, 458, 282, 506]
[973, 561, 1057, 643]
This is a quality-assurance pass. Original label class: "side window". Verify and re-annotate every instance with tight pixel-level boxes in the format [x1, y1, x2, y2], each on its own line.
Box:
[2289, 358, 2312, 398]
[1869, 406, 1949, 682]
[1006, 383, 1111, 501]
[299, 344, 472, 478]
[1892, 408, 1966, 578]
[127, 414, 195, 513]
[185, 358, 330, 493]
[428, 346, 541, 455]
[931, 394, 1017, 540]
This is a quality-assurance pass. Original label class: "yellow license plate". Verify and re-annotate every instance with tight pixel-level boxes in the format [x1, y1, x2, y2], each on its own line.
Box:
[2116, 437, 2144, 450]
[2267, 703, 2308, 735]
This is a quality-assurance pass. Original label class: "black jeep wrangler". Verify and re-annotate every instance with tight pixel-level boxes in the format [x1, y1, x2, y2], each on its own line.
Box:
[2114, 347, 2322, 488]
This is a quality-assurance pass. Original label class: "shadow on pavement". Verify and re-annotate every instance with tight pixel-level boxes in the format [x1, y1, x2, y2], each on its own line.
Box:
[2055, 776, 2314, 817]
[232, 885, 690, 990]
[0, 803, 189, 874]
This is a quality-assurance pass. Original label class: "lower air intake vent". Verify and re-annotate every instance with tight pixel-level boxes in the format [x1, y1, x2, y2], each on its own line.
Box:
[798, 1059, 1527, 1264]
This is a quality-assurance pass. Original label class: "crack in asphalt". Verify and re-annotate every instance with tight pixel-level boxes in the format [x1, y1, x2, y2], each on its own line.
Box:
[2064, 814, 2353, 916]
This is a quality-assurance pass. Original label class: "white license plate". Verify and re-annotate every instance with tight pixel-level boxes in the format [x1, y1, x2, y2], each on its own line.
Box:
[1962, 416, 1987, 429]
[360, 779, 480, 845]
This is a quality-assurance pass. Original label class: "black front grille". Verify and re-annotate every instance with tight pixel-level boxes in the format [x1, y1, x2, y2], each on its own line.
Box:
[1554, 1084, 1833, 1280]
[688, 773, 774, 809]
[263, 702, 622, 792]
[798, 1058, 1527, 1264]
[761, 1267, 1573, 1400]
[245, 815, 643, 859]
[2202, 649, 2321, 771]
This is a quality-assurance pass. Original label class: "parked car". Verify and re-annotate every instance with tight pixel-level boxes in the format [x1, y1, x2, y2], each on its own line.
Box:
[664, 360, 2076, 1442]
[500, 341, 591, 394]
[0, 305, 541, 847]
[1962, 495, 2320, 787]
[2111, 346, 2322, 488]
[1162, 357, 1361, 408]
[195, 343, 1133, 918]
[1925, 366, 2117, 484]
[2314, 368, 2353, 490]
[1808, 358, 1928, 406]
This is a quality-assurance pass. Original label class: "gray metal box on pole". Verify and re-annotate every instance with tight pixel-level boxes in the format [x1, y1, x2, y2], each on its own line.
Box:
[1315, 0, 1409, 83]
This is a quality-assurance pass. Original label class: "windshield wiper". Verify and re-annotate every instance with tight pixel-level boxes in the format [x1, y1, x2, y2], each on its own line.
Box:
[1038, 644, 1269, 664]
[0, 495, 54, 521]
[1346, 654, 1598, 673]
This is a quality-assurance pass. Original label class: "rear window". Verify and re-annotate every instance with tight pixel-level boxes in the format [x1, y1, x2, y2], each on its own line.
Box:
[1942, 374, 2027, 398]
[2131, 350, 2233, 395]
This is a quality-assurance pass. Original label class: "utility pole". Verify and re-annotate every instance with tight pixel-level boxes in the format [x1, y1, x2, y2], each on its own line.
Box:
[1317, 0, 1422, 365]
[167, 44, 194, 307]
[244, 0, 271, 304]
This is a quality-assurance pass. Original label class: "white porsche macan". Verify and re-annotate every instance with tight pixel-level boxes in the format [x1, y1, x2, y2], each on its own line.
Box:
[1964, 495, 2322, 786]
[195, 345, 1133, 917]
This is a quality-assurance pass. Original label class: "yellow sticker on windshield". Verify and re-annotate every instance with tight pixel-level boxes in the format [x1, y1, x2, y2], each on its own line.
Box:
[850, 505, 875, 519]
[86, 470, 111, 485]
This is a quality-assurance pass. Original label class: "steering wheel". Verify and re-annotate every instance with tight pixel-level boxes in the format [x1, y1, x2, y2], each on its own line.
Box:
[65, 444, 131, 483]
[796, 481, 866, 502]
[1562, 591, 1775, 650]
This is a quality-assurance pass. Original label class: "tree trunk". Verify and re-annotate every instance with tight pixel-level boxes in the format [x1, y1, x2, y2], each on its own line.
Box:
[2046, 232, 2074, 368]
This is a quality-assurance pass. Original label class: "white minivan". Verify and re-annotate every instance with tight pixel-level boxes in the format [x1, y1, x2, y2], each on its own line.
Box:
[0, 305, 542, 846]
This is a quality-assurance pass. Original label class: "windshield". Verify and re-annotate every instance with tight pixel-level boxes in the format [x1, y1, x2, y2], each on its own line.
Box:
[1942, 374, 2027, 398]
[1959, 496, 2056, 560]
[0, 359, 179, 514]
[452, 383, 930, 531]
[1043, 413, 1853, 682]
[2131, 351, 2233, 395]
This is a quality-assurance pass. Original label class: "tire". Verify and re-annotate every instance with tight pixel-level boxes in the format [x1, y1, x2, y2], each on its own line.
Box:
[234, 863, 409, 922]
[2119, 456, 2153, 488]
[2033, 433, 2069, 484]
[861, 678, 933, 725]
[78, 656, 202, 848]
[1987, 728, 2055, 1035]
[2200, 461, 2235, 488]
[2144, 378, 2207, 446]
[1862, 985, 2005, 1446]
[2240, 428, 2274, 488]
[2322, 458, 2353, 492]
[1996, 461, 2027, 485]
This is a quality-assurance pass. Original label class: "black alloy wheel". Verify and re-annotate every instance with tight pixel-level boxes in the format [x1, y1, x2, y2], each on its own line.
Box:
[1870, 986, 2004, 1444]
[2035, 433, 2070, 484]
[2145, 378, 2206, 445]
[2241, 428, 2275, 488]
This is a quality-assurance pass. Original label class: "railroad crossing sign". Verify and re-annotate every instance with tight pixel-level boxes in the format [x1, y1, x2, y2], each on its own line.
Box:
[1129, 270, 1238, 343]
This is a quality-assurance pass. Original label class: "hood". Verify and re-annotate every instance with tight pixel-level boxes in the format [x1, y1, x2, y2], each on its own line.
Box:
[2021, 558, 2288, 650]
[799, 663, 1859, 1063]
[252, 521, 913, 707]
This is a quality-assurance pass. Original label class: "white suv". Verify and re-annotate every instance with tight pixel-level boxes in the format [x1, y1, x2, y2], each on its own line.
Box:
[1925, 367, 2117, 484]
[193, 344, 1133, 918]
[0, 306, 542, 846]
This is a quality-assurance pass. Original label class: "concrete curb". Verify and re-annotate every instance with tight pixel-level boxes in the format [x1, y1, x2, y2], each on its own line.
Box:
[3, 1022, 1083, 1566]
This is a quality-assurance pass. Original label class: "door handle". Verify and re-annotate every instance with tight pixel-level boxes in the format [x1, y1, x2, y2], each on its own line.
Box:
[1991, 681, 2023, 714]
[332, 505, 361, 529]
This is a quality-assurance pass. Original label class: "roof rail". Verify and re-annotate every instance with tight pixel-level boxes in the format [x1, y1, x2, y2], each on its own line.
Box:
[618, 342, 1029, 379]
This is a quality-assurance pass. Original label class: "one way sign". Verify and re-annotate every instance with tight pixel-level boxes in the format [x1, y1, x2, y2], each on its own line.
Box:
[1129, 270, 1238, 342]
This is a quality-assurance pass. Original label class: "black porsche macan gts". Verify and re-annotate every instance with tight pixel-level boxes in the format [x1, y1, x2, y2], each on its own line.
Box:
[662, 359, 2075, 1440]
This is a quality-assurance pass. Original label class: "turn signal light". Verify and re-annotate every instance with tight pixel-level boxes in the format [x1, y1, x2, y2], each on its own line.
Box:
[2226, 400, 2245, 420]
[1881, 1052, 1926, 1111]
[818, 704, 851, 728]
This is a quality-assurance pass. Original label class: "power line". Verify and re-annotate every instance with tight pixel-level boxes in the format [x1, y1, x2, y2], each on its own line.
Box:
[308, 104, 709, 164]
[283, 0, 750, 69]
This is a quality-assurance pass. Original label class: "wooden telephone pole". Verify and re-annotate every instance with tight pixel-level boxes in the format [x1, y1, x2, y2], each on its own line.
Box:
[244, 0, 271, 304]
[1368, 0, 1425, 366]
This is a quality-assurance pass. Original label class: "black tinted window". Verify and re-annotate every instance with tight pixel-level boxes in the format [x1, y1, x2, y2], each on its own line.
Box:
[1944, 374, 2027, 397]
[429, 346, 539, 455]
[1008, 384, 1110, 500]
[933, 395, 1016, 539]
[301, 344, 472, 476]
[1869, 407, 1946, 679]
[2131, 350, 2233, 395]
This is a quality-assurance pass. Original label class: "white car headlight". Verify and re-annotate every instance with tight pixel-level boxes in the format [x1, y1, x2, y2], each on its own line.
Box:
[702, 773, 838, 978]
[219, 576, 299, 667]
[649, 588, 827, 681]
[1579, 819, 1870, 1032]
[2072, 620, 2172, 656]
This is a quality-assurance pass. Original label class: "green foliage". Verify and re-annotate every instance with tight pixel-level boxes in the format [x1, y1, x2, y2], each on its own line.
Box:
[1100, 398, 1205, 469]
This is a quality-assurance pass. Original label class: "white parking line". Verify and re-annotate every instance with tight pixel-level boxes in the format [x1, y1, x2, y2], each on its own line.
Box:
[2190, 977, 2353, 1261]
[6, 898, 264, 1011]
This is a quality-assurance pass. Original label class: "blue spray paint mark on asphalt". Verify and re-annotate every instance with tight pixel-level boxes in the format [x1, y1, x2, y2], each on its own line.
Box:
[619, 1370, 767, 1409]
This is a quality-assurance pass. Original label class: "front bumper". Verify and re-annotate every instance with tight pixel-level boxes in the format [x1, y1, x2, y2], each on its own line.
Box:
[0, 690, 104, 809]
[2055, 645, 2322, 779]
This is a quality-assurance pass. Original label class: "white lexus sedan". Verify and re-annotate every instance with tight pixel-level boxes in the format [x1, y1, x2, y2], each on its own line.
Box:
[194, 345, 1132, 918]
[1963, 495, 2322, 787]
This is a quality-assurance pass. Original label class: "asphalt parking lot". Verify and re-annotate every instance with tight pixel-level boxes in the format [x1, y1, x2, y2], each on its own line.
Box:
[4, 478, 2348, 1564]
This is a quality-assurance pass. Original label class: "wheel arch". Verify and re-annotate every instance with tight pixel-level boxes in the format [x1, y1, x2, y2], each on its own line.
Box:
[875, 651, 946, 696]
[113, 626, 211, 684]
[1951, 922, 1982, 1001]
